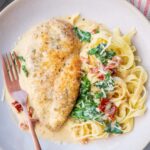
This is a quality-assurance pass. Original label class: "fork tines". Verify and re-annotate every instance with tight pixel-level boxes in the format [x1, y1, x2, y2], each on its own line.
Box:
[1, 52, 19, 83]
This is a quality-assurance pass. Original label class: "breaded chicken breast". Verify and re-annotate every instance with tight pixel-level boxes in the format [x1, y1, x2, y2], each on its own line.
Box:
[14, 19, 81, 131]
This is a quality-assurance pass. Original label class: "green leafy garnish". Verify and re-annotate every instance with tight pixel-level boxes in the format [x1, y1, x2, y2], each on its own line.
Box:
[17, 55, 29, 77]
[73, 27, 91, 42]
[71, 75, 122, 134]
[95, 73, 114, 91]
[17, 56, 25, 62]
[105, 122, 123, 134]
[95, 29, 100, 33]
[71, 75, 103, 122]
[71, 73, 114, 121]
[80, 75, 91, 95]
[94, 92, 104, 99]
[88, 43, 116, 65]
[22, 65, 29, 77]
[106, 51, 116, 59]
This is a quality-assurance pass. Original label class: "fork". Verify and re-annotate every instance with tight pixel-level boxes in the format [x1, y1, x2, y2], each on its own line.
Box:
[0, 52, 42, 150]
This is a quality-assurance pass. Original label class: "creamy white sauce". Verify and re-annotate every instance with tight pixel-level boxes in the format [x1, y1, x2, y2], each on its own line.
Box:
[5, 89, 76, 143]
[5, 15, 108, 143]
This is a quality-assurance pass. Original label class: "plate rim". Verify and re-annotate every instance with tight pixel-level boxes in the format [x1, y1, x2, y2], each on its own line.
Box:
[0, 0, 150, 149]
[0, 0, 150, 28]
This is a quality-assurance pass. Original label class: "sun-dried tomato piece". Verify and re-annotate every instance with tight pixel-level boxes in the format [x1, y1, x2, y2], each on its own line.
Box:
[28, 106, 34, 118]
[90, 67, 99, 74]
[98, 74, 105, 80]
[98, 98, 117, 120]
[12, 101, 23, 113]
[98, 98, 110, 112]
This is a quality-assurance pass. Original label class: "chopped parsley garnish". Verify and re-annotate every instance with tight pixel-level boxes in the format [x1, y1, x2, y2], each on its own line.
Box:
[73, 27, 91, 42]
[105, 122, 123, 134]
[17, 55, 29, 77]
[88, 43, 116, 65]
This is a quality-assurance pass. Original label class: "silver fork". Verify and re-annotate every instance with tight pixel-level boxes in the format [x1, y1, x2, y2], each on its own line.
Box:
[0, 52, 41, 150]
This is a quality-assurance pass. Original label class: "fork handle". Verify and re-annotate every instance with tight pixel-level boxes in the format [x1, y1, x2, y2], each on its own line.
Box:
[24, 106, 42, 150]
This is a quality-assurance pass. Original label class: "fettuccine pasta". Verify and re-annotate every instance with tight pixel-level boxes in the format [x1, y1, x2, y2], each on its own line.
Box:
[66, 14, 148, 142]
